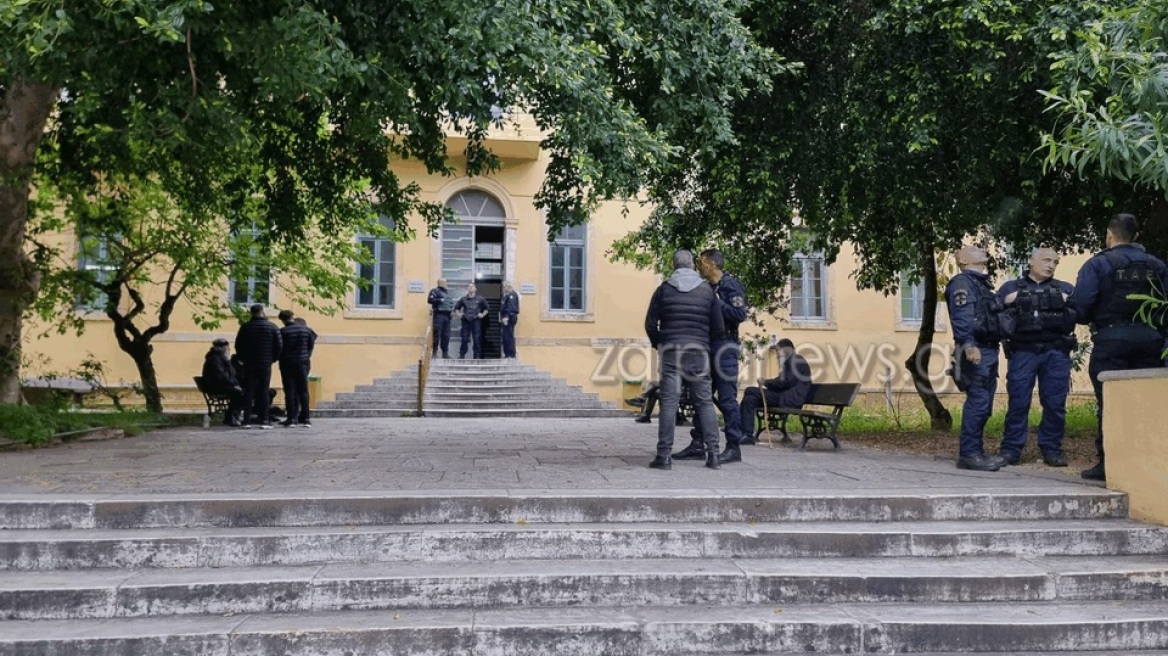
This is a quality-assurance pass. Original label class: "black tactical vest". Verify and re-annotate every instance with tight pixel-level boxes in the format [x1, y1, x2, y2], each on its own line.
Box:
[1096, 249, 1158, 328]
[964, 274, 1003, 343]
[1010, 278, 1073, 344]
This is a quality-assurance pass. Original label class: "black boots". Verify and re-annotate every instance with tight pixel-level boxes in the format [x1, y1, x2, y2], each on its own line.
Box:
[956, 454, 1007, 471]
[705, 452, 720, 470]
[716, 446, 742, 464]
[649, 455, 672, 470]
[1042, 451, 1069, 467]
[673, 441, 705, 460]
[1081, 460, 1106, 481]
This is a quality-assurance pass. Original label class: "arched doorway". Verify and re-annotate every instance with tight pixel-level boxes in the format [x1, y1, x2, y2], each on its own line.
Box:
[442, 190, 508, 358]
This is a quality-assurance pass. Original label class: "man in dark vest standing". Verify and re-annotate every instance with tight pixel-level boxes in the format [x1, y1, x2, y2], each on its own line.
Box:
[427, 278, 454, 359]
[1071, 213, 1168, 481]
[500, 281, 520, 358]
[644, 249, 726, 470]
[454, 283, 489, 359]
[946, 245, 1008, 472]
[234, 304, 282, 429]
[997, 248, 1077, 467]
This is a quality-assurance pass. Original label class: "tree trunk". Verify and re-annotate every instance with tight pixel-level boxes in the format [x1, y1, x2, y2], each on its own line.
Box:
[0, 80, 58, 404]
[127, 342, 163, 413]
[904, 244, 953, 431]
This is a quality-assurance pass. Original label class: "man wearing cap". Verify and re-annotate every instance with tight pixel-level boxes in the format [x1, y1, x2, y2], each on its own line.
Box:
[738, 339, 811, 437]
[201, 338, 244, 426]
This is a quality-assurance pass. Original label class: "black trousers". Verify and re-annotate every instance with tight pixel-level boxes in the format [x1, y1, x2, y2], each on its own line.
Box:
[432, 313, 451, 356]
[242, 365, 273, 424]
[279, 360, 311, 423]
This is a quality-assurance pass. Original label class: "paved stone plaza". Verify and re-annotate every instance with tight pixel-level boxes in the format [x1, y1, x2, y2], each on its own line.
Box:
[0, 417, 1098, 496]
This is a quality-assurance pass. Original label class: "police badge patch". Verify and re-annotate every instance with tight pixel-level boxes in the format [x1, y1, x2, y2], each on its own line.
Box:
[731, 296, 746, 308]
[952, 290, 969, 307]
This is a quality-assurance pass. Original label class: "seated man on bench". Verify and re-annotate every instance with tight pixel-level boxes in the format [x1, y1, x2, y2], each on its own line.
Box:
[739, 338, 811, 444]
[627, 380, 691, 425]
[202, 338, 245, 426]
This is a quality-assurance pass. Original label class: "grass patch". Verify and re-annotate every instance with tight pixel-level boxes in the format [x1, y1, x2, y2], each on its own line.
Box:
[0, 405, 168, 448]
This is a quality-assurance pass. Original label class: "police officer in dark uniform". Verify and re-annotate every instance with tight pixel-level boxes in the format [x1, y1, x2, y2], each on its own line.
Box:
[997, 247, 1077, 467]
[946, 245, 1009, 472]
[500, 281, 520, 358]
[454, 283, 490, 359]
[427, 278, 455, 359]
[673, 248, 750, 464]
[1071, 213, 1168, 481]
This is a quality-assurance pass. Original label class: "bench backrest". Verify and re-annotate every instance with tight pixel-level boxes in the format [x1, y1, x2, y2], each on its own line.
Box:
[804, 382, 860, 408]
[193, 376, 209, 394]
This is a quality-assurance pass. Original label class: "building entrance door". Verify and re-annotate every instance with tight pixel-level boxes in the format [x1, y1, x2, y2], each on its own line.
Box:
[441, 191, 508, 359]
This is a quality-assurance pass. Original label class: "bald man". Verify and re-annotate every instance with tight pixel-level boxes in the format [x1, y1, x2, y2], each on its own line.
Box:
[996, 248, 1077, 467]
[946, 245, 1008, 472]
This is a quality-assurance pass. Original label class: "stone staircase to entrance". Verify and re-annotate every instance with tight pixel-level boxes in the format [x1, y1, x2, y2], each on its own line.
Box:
[2, 488, 1168, 653]
[315, 358, 628, 418]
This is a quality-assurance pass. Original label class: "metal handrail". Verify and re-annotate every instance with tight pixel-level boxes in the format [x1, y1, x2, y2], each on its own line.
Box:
[416, 322, 434, 416]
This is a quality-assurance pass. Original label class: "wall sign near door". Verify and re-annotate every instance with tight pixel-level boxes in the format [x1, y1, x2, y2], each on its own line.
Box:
[407, 280, 426, 293]
[520, 283, 537, 295]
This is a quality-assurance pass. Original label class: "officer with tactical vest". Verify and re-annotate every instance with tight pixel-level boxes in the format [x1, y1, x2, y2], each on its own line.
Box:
[996, 247, 1076, 467]
[673, 249, 750, 464]
[427, 278, 455, 359]
[1071, 213, 1168, 482]
[946, 245, 1009, 472]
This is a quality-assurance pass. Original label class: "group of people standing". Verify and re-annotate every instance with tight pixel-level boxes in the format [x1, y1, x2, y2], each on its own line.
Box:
[427, 279, 520, 359]
[642, 248, 812, 470]
[200, 304, 317, 428]
[946, 213, 1168, 481]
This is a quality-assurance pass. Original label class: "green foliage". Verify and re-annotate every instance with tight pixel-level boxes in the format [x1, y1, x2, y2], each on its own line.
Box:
[1043, 0, 1168, 196]
[0, 404, 168, 446]
[0, 404, 56, 446]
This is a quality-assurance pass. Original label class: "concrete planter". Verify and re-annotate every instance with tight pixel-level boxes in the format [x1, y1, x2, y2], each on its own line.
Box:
[1100, 368, 1168, 525]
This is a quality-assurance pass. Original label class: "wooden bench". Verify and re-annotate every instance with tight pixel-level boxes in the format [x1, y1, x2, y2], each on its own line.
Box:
[755, 382, 860, 450]
[193, 376, 236, 426]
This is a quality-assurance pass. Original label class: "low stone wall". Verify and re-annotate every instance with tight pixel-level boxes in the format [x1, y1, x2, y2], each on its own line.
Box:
[1100, 368, 1168, 526]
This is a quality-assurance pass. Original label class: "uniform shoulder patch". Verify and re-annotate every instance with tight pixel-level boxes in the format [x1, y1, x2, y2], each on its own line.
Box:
[952, 289, 969, 307]
[731, 296, 746, 308]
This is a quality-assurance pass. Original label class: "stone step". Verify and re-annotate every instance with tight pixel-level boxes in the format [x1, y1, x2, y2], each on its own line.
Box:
[0, 491, 1128, 530]
[424, 391, 601, 400]
[4, 519, 1165, 571]
[330, 400, 611, 411]
[3, 601, 1167, 654]
[4, 555, 1168, 620]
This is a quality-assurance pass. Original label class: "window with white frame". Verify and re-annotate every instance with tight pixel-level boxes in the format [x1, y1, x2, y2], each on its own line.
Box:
[77, 235, 117, 312]
[228, 224, 269, 306]
[790, 253, 827, 320]
[549, 223, 586, 312]
[356, 216, 396, 308]
[900, 271, 926, 323]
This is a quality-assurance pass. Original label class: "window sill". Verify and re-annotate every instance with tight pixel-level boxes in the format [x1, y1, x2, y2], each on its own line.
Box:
[76, 310, 112, 322]
[541, 311, 594, 323]
[787, 319, 837, 331]
[344, 308, 404, 320]
[896, 321, 947, 333]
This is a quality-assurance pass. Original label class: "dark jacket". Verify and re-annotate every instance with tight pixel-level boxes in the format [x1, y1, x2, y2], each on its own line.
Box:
[455, 295, 489, 321]
[946, 270, 1002, 349]
[645, 268, 726, 349]
[234, 317, 282, 367]
[1072, 243, 1168, 330]
[279, 322, 316, 365]
[711, 273, 749, 342]
[202, 349, 240, 392]
[763, 352, 812, 402]
[501, 290, 520, 317]
[428, 286, 454, 314]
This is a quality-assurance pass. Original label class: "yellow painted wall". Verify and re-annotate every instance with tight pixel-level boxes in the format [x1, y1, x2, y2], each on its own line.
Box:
[1101, 370, 1168, 525]
[23, 140, 1099, 409]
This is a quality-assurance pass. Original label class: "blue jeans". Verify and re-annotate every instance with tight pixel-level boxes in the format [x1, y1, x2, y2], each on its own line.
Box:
[958, 346, 999, 458]
[1001, 348, 1071, 457]
[1089, 324, 1164, 458]
[692, 340, 742, 448]
[656, 344, 719, 457]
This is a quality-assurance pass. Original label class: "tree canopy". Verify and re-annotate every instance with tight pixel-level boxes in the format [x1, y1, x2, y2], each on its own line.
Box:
[1, 0, 781, 402]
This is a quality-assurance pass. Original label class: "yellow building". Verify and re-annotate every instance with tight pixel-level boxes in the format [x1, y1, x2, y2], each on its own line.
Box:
[24, 121, 1098, 410]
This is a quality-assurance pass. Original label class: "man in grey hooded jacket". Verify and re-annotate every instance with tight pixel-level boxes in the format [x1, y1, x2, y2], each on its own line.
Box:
[644, 250, 726, 470]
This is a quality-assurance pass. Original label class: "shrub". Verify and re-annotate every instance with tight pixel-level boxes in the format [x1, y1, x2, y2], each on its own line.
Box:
[0, 405, 57, 446]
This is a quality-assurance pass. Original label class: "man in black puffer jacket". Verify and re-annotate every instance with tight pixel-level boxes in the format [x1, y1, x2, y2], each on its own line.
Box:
[644, 250, 726, 470]
[277, 310, 316, 428]
[234, 304, 282, 428]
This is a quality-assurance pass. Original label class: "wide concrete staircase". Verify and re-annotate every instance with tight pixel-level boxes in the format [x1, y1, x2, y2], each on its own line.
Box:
[2, 489, 1168, 653]
[315, 358, 628, 418]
